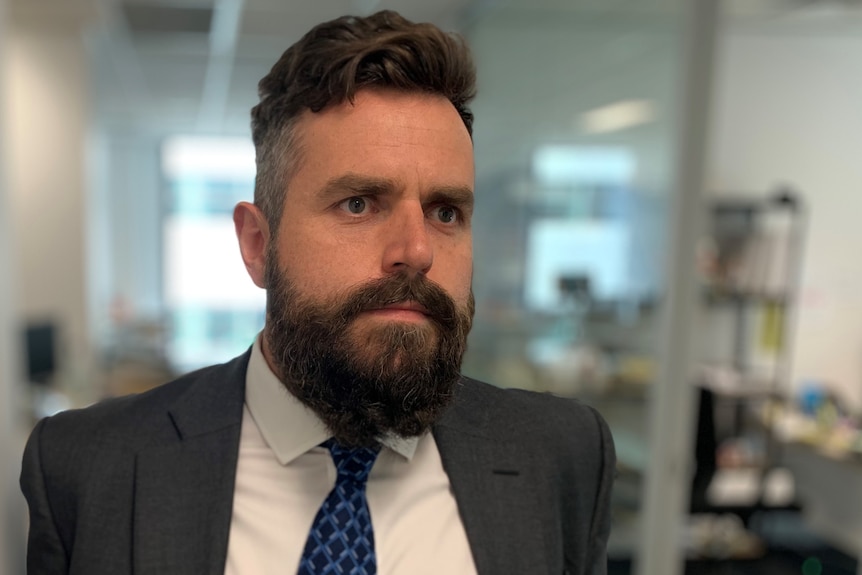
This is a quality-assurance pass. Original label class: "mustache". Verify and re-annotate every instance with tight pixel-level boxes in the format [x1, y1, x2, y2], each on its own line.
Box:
[334, 274, 461, 330]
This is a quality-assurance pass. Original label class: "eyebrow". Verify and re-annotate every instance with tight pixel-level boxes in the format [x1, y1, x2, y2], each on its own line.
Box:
[318, 173, 474, 213]
[317, 174, 396, 201]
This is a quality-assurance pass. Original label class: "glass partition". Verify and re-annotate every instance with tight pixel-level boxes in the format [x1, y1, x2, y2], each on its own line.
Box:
[461, 2, 690, 569]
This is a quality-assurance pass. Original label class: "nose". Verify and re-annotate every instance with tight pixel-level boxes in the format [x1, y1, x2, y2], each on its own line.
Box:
[381, 202, 433, 276]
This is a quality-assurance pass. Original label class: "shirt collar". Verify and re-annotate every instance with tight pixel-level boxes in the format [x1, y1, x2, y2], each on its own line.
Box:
[245, 335, 419, 464]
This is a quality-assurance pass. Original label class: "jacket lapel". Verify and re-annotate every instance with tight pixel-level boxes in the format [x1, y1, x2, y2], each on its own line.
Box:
[133, 352, 249, 575]
[433, 379, 554, 575]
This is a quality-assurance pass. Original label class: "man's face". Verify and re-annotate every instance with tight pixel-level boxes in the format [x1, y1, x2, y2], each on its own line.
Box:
[272, 89, 475, 326]
[260, 89, 475, 446]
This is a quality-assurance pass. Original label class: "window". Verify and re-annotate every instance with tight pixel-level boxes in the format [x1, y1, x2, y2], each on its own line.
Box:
[161, 136, 264, 372]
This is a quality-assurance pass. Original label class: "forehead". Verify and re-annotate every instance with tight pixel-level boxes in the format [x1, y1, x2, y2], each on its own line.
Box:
[305, 88, 470, 140]
[288, 89, 475, 192]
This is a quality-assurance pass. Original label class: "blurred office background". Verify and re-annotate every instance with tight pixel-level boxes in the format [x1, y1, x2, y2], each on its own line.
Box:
[3, 0, 862, 573]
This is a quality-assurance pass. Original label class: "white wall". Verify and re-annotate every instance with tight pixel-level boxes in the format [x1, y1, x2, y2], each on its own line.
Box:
[709, 30, 862, 408]
[3, 3, 95, 562]
[0, 0, 25, 571]
[4, 9, 94, 396]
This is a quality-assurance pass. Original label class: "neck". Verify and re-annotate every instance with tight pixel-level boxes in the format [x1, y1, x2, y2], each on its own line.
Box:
[260, 327, 283, 381]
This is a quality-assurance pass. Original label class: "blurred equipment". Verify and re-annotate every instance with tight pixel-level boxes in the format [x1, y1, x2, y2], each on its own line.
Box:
[22, 320, 72, 419]
[23, 321, 57, 386]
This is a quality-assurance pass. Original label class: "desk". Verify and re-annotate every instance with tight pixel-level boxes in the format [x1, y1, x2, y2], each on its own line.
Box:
[781, 440, 862, 575]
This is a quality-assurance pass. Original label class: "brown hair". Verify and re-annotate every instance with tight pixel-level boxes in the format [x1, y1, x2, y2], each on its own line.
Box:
[250, 10, 477, 237]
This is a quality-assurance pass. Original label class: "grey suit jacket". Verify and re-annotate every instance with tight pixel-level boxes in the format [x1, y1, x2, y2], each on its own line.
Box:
[21, 351, 615, 575]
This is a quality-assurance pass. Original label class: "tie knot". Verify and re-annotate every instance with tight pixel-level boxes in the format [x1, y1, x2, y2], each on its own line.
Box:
[323, 439, 380, 484]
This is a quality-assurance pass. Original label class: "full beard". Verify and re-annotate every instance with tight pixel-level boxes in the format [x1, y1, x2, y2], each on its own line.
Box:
[263, 259, 474, 448]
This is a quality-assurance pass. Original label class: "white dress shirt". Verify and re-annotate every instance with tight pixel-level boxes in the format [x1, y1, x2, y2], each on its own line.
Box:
[224, 337, 477, 575]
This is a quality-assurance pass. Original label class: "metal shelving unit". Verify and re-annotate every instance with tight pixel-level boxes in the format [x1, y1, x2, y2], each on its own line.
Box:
[693, 187, 807, 519]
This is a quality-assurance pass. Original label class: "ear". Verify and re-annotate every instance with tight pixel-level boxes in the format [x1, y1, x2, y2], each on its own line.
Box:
[233, 201, 269, 288]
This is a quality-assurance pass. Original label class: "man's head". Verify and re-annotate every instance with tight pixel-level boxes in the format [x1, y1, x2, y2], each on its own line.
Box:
[250, 10, 476, 239]
[234, 11, 477, 447]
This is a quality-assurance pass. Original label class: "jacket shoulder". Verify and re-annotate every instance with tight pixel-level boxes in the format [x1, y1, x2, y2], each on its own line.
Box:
[20, 353, 249, 573]
[459, 376, 610, 441]
[40, 360, 233, 444]
[25, 352, 249, 484]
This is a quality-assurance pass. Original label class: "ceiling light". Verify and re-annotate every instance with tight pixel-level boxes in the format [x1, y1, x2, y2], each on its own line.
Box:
[580, 99, 656, 134]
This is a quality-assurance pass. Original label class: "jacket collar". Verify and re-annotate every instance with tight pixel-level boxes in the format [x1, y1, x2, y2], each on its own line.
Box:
[133, 351, 249, 575]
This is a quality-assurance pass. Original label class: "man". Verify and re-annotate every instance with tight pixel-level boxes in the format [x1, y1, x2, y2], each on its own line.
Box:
[20, 10, 615, 575]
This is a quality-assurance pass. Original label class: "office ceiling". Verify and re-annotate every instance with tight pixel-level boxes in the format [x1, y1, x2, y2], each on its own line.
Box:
[7, 0, 689, 134]
[88, 0, 484, 133]
[9, 0, 862, 134]
[10, 0, 487, 133]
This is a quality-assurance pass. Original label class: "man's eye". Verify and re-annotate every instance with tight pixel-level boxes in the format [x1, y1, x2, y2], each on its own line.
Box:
[341, 197, 367, 215]
[433, 206, 459, 224]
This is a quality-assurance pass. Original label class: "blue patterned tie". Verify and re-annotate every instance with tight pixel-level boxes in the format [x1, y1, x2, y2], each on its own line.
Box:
[297, 439, 380, 575]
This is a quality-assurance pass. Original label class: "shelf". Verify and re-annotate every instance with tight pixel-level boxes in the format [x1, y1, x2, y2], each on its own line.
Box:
[702, 287, 788, 307]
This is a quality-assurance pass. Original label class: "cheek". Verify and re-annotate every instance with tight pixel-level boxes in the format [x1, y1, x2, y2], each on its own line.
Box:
[431, 246, 473, 303]
[276, 232, 369, 294]
[454, 267, 474, 305]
